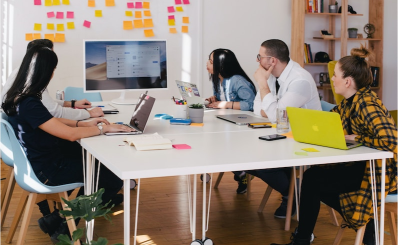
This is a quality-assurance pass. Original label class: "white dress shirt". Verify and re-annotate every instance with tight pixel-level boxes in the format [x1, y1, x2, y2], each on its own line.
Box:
[1, 69, 90, 120]
[253, 60, 322, 122]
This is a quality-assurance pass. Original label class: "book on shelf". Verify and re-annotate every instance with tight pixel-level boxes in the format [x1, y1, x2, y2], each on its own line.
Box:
[307, 43, 313, 63]
[304, 43, 309, 63]
[304, 43, 313, 63]
[124, 133, 172, 151]
[307, 0, 324, 13]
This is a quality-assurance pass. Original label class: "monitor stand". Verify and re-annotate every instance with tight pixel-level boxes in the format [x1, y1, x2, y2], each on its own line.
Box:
[111, 91, 137, 105]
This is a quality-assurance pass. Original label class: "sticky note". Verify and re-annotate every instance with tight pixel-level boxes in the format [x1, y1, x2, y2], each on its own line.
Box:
[105, 0, 115, 7]
[57, 24, 65, 31]
[66, 11, 74, 18]
[123, 21, 133, 30]
[34, 0, 42, 5]
[168, 15, 175, 20]
[127, 2, 134, 8]
[88, 0, 95, 7]
[302, 148, 320, 152]
[143, 19, 154, 28]
[34, 23, 42, 31]
[172, 144, 191, 149]
[67, 22, 75, 29]
[134, 11, 142, 18]
[83, 20, 91, 28]
[53, 0, 61, 5]
[144, 10, 151, 17]
[56, 12, 64, 19]
[55, 33, 65, 42]
[47, 12, 55, 18]
[62, 0, 70, 5]
[168, 19, 175, 26]
[190, 123, 204, 127]
[135, 2, 142, 8]
[167, 6, 175, 13]
[44, 0, 52, 6]
[47, 23, 55, 30]
[144, 29, 154, 37]
[45, 33, 55, 41]
[125, 11, 133, 17]
[295, 152, 308, 156]
[182, 17, 189, 23]
[281, 131, 294, 139]
[95, 10, 102, 17]
[133, 19, 144, 28]
[169, 28, 177, 33]
[143, 2, 150, 9]
[181, 26, 188, 33]
[183, 0, 190, 4]
[175, 0, 182, 4]
[33, 33, 41, 39]
[176, 6, 183, 12]
[26, 33, 33, 41]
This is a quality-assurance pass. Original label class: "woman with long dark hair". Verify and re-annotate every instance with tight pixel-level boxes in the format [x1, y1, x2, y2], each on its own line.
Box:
[206, 48, 256, 111]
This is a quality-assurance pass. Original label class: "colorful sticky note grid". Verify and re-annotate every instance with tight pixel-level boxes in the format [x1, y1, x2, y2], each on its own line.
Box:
[143, 2, 150, 9]
[88, 0, 95, 7]
[143, 19, 153, 28]
[62, 0, 70, 5]
[127, 2, 134, 8]
[95, 10, 102, 17]
[167, 6, 175, 13]
[181, 26, 188, 33]
[47, 23, 55, 30]
[172, 144, 191, 149]
[26, 33, 33, 41]
[47, 12, 55, 18]
[168, 15, 175, 20]
[66, 11, 74, 18]
[182, 17, 189, 24]
[55, 33, 65, 42]
[175, 0, 182, 4]
[53, 0, 61, 5]
[83, 20, 91, 28]
[67, 22, 75, 29]
[34, 23, 42, 31]
[144, 29, 154, 37]
[168, 19, 175, 26]
[176, 6, 184, 12]
[33, 33, 42, 39]
[133, 19, 144, 28]
[302, 148, 320, 152]
[169, 28, 177, 33]
[135, 2, 142, 8]
[123, 21, 133, 30]
[183, 0, 190, 4]
[44, 0, 52, 6]
[57, 24, 65, 31]
[135, 11, 142, 18]
[45, 33, 55, 41]
[125, 11, 133, 17]
[105, 0, 115, 7]
[144, 10, 151, 17]
[295, 152, 308, 156]
[56, 12, 64, 19]
[34, 0, 42, 6]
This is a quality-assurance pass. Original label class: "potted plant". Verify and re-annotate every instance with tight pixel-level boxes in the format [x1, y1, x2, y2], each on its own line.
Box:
[348, 28, 358, 38]
[188, 103, 204, 123]
[56, 188, 123, 245]
[329, 1, 338, 13]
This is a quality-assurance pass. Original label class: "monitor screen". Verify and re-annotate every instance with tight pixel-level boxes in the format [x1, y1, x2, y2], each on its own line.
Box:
[84, 40, 167, 92]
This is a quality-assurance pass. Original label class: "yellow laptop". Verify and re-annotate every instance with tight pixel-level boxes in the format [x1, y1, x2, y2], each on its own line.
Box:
[287, 107, 361, 150]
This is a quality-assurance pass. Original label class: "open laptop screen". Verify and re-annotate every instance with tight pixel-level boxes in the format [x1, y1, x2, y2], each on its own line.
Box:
[129, 95, 156, 131]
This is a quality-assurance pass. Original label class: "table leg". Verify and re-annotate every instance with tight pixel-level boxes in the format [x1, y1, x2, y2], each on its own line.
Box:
[124, 178, 131, 245]
[379, 158, 385, 245]
[85, 151, 94, 241]
[192, 174, 197, 241]
[202, 172, 206, 241]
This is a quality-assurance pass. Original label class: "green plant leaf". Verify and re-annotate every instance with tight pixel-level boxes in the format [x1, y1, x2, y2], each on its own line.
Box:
[72, 228, 84, 242]
[91, 237, 109, 245]
[56, 234, 73, 245]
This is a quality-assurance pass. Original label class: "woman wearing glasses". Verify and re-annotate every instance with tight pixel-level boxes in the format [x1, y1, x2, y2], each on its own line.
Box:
[205, 48, 256, 111]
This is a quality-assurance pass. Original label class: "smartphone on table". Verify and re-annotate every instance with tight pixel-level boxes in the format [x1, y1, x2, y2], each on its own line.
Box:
[259, 134, 287, 141]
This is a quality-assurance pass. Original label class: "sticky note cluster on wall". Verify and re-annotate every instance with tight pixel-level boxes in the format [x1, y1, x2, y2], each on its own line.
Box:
[34, 0, 70, 5]
[123, 2, 154, 37]
[26, 33, 65, 42]
[168, 0, 191, 34]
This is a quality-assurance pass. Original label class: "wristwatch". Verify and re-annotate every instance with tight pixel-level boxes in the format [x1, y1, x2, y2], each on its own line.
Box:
[97, 125, 103, 135]
[71, 99, 76, 109]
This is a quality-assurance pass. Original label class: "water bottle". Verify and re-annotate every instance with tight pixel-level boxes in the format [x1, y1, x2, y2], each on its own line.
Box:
[276, 99, 289, 134]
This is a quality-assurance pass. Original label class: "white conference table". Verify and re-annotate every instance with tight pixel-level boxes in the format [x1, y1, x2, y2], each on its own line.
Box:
[81, 100, 393, 245]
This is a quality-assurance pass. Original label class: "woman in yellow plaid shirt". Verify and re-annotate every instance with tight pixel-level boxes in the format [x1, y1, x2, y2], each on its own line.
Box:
[271, 46, 397, 245]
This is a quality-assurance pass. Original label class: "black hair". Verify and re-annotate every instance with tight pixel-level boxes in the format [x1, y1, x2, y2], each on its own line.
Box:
[27, 39, 53, 51]
[260, 39, 290, 63]
[2, 45, 58, 115]
[209, 49, 256, 95]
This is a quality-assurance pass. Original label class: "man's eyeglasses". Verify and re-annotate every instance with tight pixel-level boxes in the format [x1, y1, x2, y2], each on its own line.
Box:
[257, 54, 272, 61]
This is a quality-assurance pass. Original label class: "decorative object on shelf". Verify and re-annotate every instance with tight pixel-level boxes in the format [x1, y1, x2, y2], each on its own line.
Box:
[320, 30, 334, 39]
[314, 52, 331, 63]
[348, 28, 358, 38]
[329, 1, 338, 13]
[338, 5, 357, 14]
[188, 103, 204, 123]
[370, 66, 380, 87]
[319, 72, 330, 86]
[364, 23, 376, 38]
[357, 34, 363, 39]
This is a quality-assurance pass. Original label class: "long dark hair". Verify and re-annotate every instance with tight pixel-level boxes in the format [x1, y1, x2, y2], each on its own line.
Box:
[2, 45, 58, 115]
[209, 49, 256, 94]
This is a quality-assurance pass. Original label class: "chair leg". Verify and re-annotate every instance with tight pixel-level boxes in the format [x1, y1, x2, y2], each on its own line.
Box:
[284, 167, 296, 231]
[386, 210, 397, 245]
[1, 171, 15, 228]
[5, 190, 29, 244]
[327, 206, 340, 226]
[354, 225, 365, 245]
[1, 167, 13, 206]
[59, 192, 81, 245]
[332, 224, 346, 245]
[16, 193, 37, 245]
[246, 174, 252, 200]
[257, 185, 273, 213]
[213, 172, 224, 189]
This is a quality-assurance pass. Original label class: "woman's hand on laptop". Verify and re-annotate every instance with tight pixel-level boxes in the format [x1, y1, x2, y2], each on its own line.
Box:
[75, 99, 92, 108]
[79, 118, 110, 127]
[208, 101, 228, 109]
[205, 96, 218, 103]
[345, 134, 358, 141]
[88, 107, 105, 118]
[104, 124, 135, 134]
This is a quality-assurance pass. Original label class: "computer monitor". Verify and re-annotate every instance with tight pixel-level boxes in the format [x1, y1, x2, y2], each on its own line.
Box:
[84, 40, 167, 104]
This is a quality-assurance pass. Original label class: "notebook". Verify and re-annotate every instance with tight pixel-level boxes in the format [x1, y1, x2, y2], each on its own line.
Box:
[216, 114, 270, 125]
[124, 133, 172, 151]
[105, 94, 155, 136]
[287, 107, 361, 150]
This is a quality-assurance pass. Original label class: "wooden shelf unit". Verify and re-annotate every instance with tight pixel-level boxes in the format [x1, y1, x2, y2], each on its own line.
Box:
[291, 0, 384, 103]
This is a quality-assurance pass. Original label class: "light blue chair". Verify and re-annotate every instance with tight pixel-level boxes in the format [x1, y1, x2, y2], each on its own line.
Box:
[321, 100, 336, 112]
[64, 86, 102, 102]
[1, 118, 83, 245]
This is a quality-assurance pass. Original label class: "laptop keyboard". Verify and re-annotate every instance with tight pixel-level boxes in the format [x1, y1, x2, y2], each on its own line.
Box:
[123, 124, 137, 131]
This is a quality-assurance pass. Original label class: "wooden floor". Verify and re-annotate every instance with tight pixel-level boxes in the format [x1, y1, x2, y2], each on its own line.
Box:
[1, 163, 394, 245]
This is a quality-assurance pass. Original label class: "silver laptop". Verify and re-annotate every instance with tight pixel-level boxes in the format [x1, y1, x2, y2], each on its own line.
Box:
[216, 114, 270, 125]
[175, 80, 209, 105]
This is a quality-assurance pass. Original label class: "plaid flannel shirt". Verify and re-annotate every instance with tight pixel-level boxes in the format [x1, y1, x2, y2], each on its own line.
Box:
[331, 87, 397, 230]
